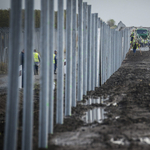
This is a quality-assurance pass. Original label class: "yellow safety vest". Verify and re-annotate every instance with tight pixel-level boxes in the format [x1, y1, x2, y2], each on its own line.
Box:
[131, 32, 134, 37]
[132, 43, 139, 49]
[53, 54, 55, 64]
[34, 52, 39, 62]
[130, 39, 135, 45]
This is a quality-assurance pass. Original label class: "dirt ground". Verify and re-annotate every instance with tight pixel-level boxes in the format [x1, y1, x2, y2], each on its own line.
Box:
[1, 50, 150, 150]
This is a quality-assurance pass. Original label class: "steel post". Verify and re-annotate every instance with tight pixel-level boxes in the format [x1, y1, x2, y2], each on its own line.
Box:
[0, 30, 2, 62]
[22, 0, 34, 150]
[94, 14, 98, 87]
[39, 0, 49, 148]
[48, 0, 54, 134]
[78, 0, 83, 101]
[65, 0, 72, 116]
[117, 31, 119, 70]
[108, 26, 111, 79]
[4, 0, 22, 150]
[101, 22, 105, 84]
[105, 25, 108, 82]
[56, 0, 64, 124]
[72, 0, 77, 107]
[87, 5, 91, 91]
[91, 14, 95, 90]
[83, 2, 88, 95]
[97, 18, 101, 87]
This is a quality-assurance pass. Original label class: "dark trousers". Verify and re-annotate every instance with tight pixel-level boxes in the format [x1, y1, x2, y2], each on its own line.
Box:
[34, 64, 38, 75]
[54, 63, 57, 73]
[22, 67, 24, 88]
[133, 49, 136, 53]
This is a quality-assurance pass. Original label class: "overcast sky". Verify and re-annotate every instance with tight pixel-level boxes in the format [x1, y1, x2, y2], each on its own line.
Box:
[0, 0, 150, 27]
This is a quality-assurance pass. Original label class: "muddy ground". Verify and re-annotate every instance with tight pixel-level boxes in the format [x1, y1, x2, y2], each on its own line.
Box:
[1, 50, 150, 150]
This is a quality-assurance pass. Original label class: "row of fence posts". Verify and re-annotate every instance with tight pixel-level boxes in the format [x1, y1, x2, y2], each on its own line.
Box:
[4, 0, 130, 150]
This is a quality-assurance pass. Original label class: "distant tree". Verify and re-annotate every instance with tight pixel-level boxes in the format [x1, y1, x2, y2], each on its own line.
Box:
[0, 9, 10, 27]
[110, 25, 117, 29]
[35, 10, 40, 28]
[107, 19, 115, 27]
[0, 9, 69, 29]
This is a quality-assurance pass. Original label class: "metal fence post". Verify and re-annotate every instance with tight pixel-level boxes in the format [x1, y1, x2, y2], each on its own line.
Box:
[108, 26, 111, 79]
[48, 0, 54, 134]
[91, 14, 95, 90]
[56, 0, 64, 124]
[22, 0, 34, 150]
[39, 0, 49, 148]
[115, 30, 117, 71]
[83, 2, 88, 95]
[97, 18, 101, 87]
[4, 0, 22, 150]
[105, 24, 108, 82]
[94, 14, 98, 87]
[0, 30, 2, 62]
[118, 31, 120, 67]
[117, 31, 119, 70]
[87, 5, 91, 91]
[65, 0, 72, 116]
[112, 29, 114, 74]
[100, 21, 103, 85]
[72, 0, 77, 107]
[120, 31, 122, 66]
[78, 0, 83, 101]
[101, 22, 105, 84]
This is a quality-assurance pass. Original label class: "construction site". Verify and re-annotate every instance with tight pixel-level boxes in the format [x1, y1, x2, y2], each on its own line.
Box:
[1, 0, 150, 150]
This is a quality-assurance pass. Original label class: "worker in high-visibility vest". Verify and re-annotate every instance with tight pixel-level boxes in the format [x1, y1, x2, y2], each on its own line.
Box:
[54, 50, 57, 74]
[132, 41, 142, 55]
[130, 38, 135, 45]
[33, 49, 41, 75]
[141, 39, 144, 47]
[148, 39, 150, 50]
[145, 39, 148, 46]
[130, 30, 134, 42]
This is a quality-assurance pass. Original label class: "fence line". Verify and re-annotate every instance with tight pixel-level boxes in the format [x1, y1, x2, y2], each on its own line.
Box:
[3, 0, 130, 149]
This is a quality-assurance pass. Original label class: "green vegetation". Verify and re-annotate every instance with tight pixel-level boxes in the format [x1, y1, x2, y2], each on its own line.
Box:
[0, 9, 67, 29]
[107, 19, 117, 29]
[0, 9, 10, 27]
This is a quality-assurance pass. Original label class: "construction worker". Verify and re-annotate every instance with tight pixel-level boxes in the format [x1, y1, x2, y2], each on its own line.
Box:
[33, 49, 41, 75]
[54, 50, 57, 74]
[130, 30, 134, 42]
[130, 37, 135, 45]
[141, 39, 144, 47]
[148, 39, 150, 50]
[145, 39, 148, 46]
[132, 41, 142, 55]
